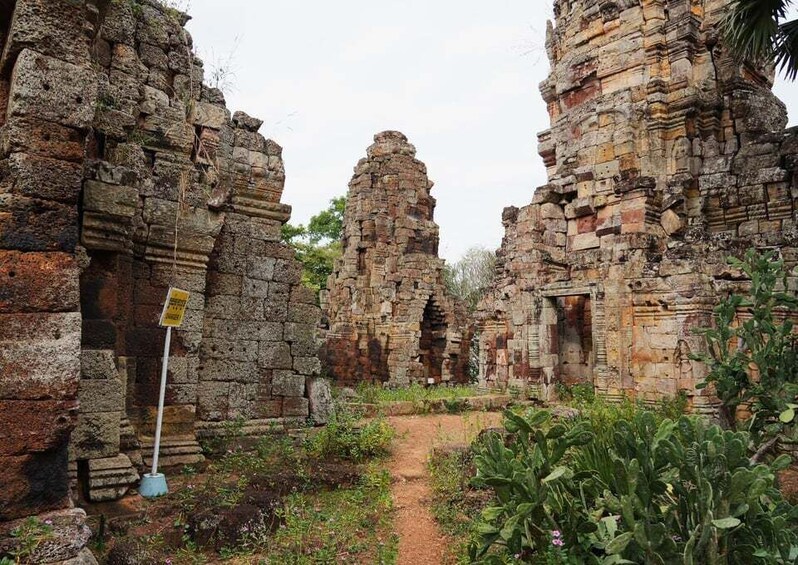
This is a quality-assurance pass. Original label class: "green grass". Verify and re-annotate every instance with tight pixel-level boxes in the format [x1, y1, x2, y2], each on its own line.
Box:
[428, 444, 497, 564]
[97, 410, 398, 565]
[352, 382, 480, 404]
[306, 405, 395, 463]
[168, 466, 399, 564]
[259, 464, 398, 564]
[554, 382, 689, 422]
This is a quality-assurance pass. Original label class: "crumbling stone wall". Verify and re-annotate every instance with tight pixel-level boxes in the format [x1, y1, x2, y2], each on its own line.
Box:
[322, 131, 470, 385]
[197, 121, 322, 438]
[0, 0, 321, 558]
[477, 0, 798, 411]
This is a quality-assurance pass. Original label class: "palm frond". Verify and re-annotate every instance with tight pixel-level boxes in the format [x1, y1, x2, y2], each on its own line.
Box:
[723, 0, 798, 80]
[723, 0, 785, 60]
[775, 17, 798, 80]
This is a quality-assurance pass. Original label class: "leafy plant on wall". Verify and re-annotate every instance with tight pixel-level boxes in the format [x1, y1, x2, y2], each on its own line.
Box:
[692, 249, 798, 455]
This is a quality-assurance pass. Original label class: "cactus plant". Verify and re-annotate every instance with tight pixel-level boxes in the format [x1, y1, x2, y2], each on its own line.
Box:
[470, 409, 798, 564]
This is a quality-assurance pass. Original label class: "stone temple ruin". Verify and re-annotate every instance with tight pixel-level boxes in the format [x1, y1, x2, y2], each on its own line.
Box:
[476, 0, 798, 411]
[321, 131, 471, 386]
[1, 0, 798, 561]
[0, 0, 322, 559]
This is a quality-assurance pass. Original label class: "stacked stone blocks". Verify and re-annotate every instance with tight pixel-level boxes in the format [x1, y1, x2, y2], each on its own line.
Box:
[322, 131, 471, 386]
[476, 0, 798, 410]
[0, 2, 322, 561]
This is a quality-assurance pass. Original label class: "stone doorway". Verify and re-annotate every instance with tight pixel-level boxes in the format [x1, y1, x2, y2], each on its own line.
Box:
[539, 292, 596, 389]
[554, 295, 594, 385]
[419, 297, 447, 383]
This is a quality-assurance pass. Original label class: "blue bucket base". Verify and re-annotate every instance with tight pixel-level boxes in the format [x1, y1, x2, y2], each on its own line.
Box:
[140, 473, 168, 498]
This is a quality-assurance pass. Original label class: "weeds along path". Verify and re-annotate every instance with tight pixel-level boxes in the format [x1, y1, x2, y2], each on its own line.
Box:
[387, 412, 503, 565]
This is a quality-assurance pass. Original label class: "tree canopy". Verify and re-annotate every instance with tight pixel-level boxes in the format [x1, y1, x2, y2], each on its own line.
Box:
[282, 196, 346, 299]
[443, 246, 497, 313]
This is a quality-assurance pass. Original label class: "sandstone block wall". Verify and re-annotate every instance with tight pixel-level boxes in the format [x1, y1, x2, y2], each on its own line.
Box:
[322, 132, 470, 385]
[476, 0, 798, 410]
[0, 0, 96, 529]
[0, 0, 322, 555]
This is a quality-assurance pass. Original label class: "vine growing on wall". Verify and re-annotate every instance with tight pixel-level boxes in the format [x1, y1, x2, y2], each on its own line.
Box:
[158, 0, 191, 17]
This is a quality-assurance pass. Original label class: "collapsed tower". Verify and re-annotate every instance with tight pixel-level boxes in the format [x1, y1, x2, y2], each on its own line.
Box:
[0, 0, 322, 559]
[476, 0, 798, 410]
[322, 131, 470, 385]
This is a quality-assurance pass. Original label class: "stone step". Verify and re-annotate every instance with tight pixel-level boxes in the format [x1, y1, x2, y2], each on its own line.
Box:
[139, 436, 205, 469]
[87, 454, 140, 502]
[195, 417, 306, 440]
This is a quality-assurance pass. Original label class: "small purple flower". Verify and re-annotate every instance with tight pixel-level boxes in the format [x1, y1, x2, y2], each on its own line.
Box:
[165, 559, 172, 565]
[551, 530, 562, 538]
[44, 519, 53, 526]
[552, 538, 564, 547]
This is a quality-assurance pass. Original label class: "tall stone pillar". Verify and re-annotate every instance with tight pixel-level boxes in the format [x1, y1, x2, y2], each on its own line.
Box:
[0, 1, 100, 562]
[1, 0, 327, 560]
[196, 113, 323, 440]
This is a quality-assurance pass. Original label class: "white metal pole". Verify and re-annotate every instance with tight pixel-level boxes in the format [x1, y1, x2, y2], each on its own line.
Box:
[151, 326, 172, 476]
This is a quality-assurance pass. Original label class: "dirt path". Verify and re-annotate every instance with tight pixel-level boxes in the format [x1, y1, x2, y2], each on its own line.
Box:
[387, 412, 503, 565]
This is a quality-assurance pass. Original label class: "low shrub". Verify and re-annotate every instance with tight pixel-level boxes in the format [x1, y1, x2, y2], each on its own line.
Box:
[444, 397, 470, 414]
[656, 390, 690, 421]
[470, 409, 798, 564]
[306, 404, 394, 463]
[555, 382, 596, 404]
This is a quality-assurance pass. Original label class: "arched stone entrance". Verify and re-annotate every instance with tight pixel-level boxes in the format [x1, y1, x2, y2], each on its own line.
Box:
[419, 297, 447, 383]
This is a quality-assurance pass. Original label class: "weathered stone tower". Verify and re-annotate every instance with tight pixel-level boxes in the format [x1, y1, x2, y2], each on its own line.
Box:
[477, 0, 798, 410]
[322, 131, 470, 385]
[0, 0, 322, 560]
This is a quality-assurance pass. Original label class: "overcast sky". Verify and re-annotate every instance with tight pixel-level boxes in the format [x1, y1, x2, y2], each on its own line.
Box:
[186, 2, 798, 262]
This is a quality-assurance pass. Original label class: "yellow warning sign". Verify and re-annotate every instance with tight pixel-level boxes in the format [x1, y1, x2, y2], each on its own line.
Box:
[159, 287, 190, 328]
